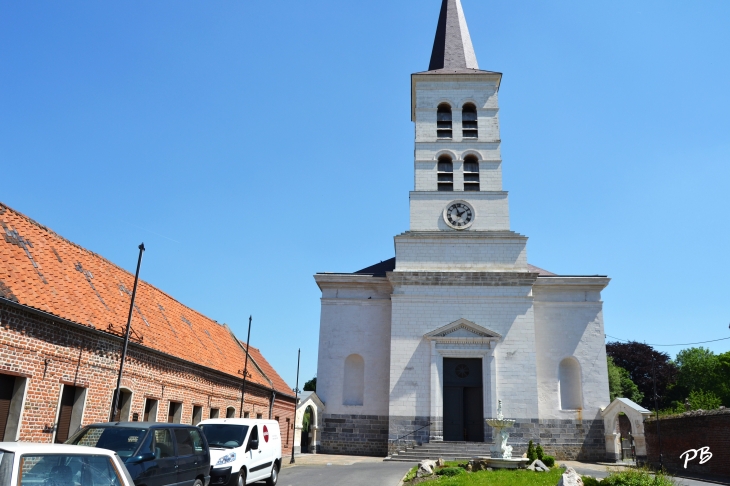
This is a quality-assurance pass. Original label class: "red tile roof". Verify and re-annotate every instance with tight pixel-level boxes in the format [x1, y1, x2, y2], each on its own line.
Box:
[241, 343, 295, 396]
[0, 202, 292, 395]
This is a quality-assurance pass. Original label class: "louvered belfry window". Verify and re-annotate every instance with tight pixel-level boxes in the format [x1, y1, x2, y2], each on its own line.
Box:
[437, 104, 453, 139]
[463, 155, 480, 191]
[437, 156, 454, 191]
[462, 103, 478, 138]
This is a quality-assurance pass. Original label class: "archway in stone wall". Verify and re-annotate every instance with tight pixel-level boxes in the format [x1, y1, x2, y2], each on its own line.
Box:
[601, 398, 652, 463]
[300, 405, 315, 453]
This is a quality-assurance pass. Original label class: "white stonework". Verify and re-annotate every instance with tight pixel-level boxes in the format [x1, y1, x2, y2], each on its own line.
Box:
[314, 0, 610, 460]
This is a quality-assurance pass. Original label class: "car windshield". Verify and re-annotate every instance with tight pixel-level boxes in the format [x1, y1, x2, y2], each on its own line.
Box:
[18, 454, 122, 486]
[200, 424, 248, 449]
[68, 427, 147, 458]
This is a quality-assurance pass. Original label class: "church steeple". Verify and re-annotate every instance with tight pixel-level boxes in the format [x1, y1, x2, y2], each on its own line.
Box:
[428, 0, 479, 71]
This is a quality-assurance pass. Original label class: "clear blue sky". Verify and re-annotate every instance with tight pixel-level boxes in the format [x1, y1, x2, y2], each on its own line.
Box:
[2, 1, 729, 388]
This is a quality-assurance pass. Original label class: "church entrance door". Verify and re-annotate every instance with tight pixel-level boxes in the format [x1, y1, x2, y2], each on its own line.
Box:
[443, 358, 484, 442]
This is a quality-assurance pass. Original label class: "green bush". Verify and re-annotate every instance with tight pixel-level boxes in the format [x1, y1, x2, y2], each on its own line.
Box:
[583, 476, 601, 486]
[536, 443, 544, 461]
[436, 467, 465, 477]
[526, 440, 537, 461]
[602, 468, 676, 486]
[542, 455, 555, 467]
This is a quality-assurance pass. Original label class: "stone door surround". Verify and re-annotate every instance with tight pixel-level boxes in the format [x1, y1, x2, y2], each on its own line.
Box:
[425, 319, 500, 441]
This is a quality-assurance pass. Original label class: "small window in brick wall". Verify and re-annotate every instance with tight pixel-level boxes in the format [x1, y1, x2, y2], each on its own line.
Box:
[168, 401, 182, 424]
[192, 405, 203, 425]
[226, 407, 236, 418]
[0, 374, 27, 442]
[144, 398, 158, 422]
[256, 413, 263, 419]
[243, 411, 250, 418]
[209, 408, 219, 419]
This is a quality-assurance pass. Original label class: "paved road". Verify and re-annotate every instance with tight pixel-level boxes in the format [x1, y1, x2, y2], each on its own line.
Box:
[278, 461, 416, 486]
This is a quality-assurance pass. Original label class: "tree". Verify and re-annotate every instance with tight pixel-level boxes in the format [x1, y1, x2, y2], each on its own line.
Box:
[607, 356, 644, 404]
[303, 376, 317, 392]
[671, 347, 730, 407]
[688, 389, 722, 411]
[606, 341, 677, 410]
[675, 347, 719, 393]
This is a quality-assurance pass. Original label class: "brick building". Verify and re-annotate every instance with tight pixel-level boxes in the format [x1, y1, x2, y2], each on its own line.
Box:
[0, 202, 296, 447]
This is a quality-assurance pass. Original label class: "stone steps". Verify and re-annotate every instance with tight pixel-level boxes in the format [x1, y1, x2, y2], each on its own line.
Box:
[386, 442, 494, 462]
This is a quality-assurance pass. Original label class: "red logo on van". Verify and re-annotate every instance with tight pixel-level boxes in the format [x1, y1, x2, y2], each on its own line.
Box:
[263, 425, 269, 443]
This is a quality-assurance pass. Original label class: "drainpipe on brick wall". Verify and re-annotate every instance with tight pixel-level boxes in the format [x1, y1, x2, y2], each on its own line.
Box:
[269, 390, 276, 419]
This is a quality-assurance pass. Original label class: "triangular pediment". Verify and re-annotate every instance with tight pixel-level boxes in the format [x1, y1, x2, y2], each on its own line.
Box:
[425, 318, 501, 340]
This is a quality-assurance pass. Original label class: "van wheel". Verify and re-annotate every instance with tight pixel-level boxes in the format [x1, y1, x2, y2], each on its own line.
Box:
[265, 463, 279, 486]
[237, 468, 246, 486]
[193, 480, 203, 486]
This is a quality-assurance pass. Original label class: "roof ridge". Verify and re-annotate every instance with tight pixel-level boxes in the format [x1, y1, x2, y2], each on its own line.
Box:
[238, 340, 274, 390]
[0, 200, 229, 330]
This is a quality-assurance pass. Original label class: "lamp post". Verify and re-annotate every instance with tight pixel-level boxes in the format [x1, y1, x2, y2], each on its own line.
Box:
[651, 354, 663, 470]
[240, 316, 252, 418]
[110, 243, 145, 422]
[290, 348, 300, 465]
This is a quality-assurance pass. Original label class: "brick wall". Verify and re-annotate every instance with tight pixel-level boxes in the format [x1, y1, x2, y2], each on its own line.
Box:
[0, 302, 295, 445]
[645, 410, 730, 480]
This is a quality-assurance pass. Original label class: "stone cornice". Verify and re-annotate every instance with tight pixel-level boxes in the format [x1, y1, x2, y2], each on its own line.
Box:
[320, 298, 391, 306]
[394, 230, 527, 241]
[533, 276, 610, 291]
[387, 271, 538, 287]
[314, 274, 393, 292]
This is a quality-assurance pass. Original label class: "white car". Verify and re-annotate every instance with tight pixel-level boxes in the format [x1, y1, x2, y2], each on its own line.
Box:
[198, 419, 281, 486]
[0, 442, 136, 486]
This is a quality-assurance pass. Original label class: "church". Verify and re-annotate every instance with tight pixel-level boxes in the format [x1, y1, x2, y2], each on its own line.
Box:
[314, 0, 610, 460]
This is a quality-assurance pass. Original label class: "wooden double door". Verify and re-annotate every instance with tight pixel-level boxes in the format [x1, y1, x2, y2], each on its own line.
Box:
[443, 358, 484, 442]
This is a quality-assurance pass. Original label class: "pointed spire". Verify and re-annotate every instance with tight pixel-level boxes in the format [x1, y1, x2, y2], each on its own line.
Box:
[428, 0, 479, 71]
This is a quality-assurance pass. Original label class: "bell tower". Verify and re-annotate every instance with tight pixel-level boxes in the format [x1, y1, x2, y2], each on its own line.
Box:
[396, 0, 528, 272]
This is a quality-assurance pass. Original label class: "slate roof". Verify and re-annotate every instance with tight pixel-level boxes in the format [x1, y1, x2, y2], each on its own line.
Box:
[352, 258, 557, 277]
[428, 0, 479, 71]
[0, 202, 293, 397]
[354, 258, 396, 277]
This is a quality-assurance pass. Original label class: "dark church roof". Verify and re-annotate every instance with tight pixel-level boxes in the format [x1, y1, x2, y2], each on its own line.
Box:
[353, 258, 557, 278]
[354, 258, 396, 277]
[429, 0, 480, 71]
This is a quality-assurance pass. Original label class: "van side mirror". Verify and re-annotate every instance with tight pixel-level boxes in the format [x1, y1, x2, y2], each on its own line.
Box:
[248, 439, 259, 451]
[130, 452, 156, 463]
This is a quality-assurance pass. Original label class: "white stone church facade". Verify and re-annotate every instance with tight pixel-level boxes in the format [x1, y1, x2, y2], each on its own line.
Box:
[315, 0, 610, 460]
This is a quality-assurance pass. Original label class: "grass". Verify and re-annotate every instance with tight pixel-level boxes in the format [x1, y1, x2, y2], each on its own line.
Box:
[405, 465, 564, 485]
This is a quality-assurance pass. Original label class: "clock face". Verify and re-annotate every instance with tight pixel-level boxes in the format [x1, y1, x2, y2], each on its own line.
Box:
[443, 201, 475, 230]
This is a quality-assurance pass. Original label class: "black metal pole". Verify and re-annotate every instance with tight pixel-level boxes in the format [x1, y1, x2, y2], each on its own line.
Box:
[290, 348, 300, 465]
[651, 354, 663, 470]
[269, 391, 276, 419]
[110, 243, 145, 422]
[239, 315, 252, 418]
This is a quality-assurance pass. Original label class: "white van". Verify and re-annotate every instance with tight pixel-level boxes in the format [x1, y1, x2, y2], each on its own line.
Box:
[199, 418, 281, 486]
